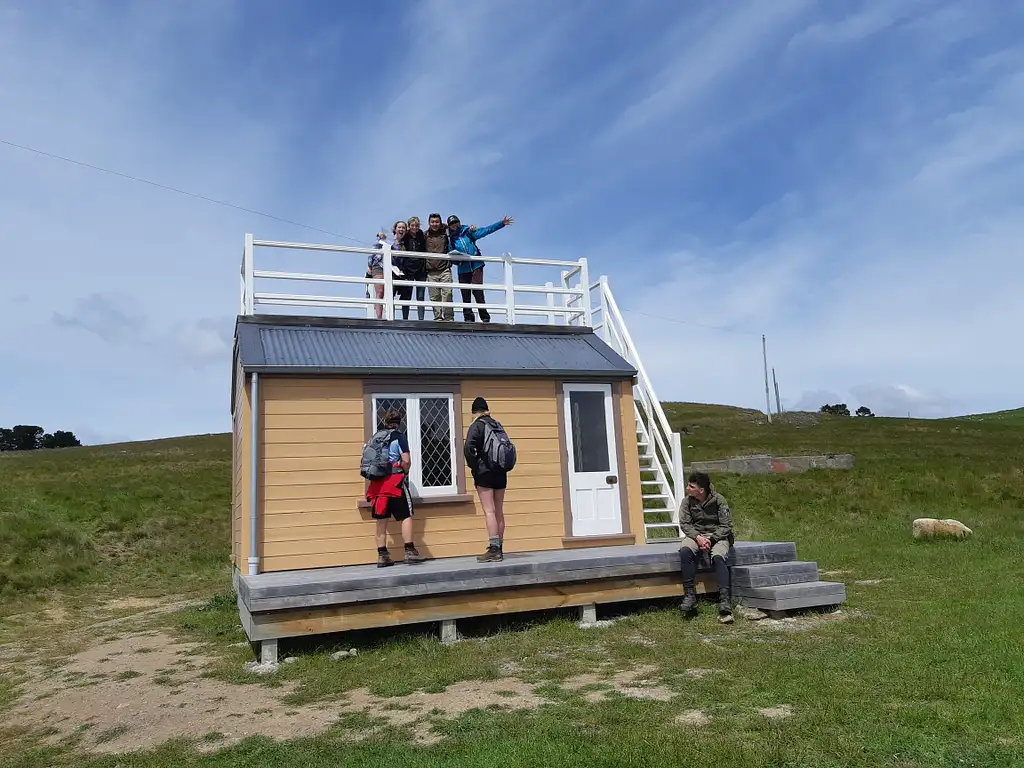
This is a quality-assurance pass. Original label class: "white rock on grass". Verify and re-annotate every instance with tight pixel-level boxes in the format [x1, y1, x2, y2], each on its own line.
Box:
[735, 605, 768, 621]
[330, 648, 359, 661]
[244, 660, 279, 675]
[578, 619, 616, 630]
[282, 657, 298, 665]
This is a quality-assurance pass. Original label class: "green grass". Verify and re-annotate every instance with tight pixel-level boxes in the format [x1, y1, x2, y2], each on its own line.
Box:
[2, 405, 1024, 766]
[951, 406, 1024, 425]
[0, 434, 230, 604]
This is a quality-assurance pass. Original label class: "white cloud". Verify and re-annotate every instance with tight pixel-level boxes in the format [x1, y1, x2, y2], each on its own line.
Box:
[849, 383, 953, 418]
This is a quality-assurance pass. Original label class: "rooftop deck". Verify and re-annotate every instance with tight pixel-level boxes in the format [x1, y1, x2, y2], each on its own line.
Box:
[240, 234, 599, 327]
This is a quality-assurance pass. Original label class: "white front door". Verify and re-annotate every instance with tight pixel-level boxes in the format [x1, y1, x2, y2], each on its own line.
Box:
[563, 383, 623, 536]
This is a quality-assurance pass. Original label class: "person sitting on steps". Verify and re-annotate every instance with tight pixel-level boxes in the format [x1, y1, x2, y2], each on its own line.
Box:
[679, 471, 734, 623]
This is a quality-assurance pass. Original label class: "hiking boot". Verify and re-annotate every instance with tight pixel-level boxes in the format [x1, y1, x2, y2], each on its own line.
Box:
[476, 545, 503, 563]
[479, 309, 491, 323]
[680, 586, 698, 614]
[376, 551, 395, 568]
[404, 547, 425, 564]
[717, 591, 733, 624]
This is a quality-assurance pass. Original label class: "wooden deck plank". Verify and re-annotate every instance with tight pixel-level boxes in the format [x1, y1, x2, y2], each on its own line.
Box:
[239, 541, 798, 607]
[247, 564, 717, 612]
[244, 574, 718, 641]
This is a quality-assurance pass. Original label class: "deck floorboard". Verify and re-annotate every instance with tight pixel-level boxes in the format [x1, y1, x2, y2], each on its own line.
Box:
[240, 541, 798, 611]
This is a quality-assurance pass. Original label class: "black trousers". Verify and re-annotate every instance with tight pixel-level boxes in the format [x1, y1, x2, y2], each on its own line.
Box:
[680, 545, 731, 594]
[395, 284, 426, 320]
[457, 267, 490, 322]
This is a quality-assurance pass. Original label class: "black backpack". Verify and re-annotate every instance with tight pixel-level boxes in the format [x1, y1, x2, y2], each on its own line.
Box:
[359, 429, 393, 479]
[482, 418, 517, 472]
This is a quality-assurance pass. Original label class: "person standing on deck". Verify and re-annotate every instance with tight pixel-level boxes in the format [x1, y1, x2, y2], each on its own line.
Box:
[424, 213, 455, 321]
[400, 216, 428, 320]
[464, 397, 509, 562]
[678, 472, 734, 623]
[367, 410, 426, 567]
[446, 214, 514, 323]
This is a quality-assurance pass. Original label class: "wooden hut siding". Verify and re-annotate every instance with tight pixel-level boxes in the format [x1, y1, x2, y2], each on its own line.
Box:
[616, 380, 647, 540]
[231, 361, 251, 572]
[255, 376, 606, 572]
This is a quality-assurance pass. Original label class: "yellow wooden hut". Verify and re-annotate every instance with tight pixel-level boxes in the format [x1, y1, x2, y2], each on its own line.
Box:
[230, 234, 845, 662]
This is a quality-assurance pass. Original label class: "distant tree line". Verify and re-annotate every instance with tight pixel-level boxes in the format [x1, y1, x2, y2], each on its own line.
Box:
[819, 404, 875, 418]
[0, 425, 82, 451]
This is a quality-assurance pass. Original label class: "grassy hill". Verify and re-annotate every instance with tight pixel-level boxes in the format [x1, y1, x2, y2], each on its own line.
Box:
[950, 406, 1024, 425]
[1, 404, 1023, 766]
[2, 403, 1021, 604]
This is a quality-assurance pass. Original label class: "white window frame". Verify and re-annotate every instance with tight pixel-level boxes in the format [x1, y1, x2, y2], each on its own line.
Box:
[371, 393, 458, 498]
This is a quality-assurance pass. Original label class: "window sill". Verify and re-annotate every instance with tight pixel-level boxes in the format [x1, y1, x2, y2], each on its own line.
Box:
[561, 533, 636, 547]
[358, 493, 474, 509]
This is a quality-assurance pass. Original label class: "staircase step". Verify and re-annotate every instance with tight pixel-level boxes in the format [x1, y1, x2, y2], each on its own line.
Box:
[732, 561, 819, 588]
[731, 541, 798, 567]
[734, 580, 847, 612]
[642, 494, 671, 500]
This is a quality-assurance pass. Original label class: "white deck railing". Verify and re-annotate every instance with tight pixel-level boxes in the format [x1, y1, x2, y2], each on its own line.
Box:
[241, 234, 593, 326]
[239, 234, 684, 539]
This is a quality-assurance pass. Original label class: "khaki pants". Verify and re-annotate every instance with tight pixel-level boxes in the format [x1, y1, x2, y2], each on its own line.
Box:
[680, 537, 731, 560]
[427, 268, 454, 321]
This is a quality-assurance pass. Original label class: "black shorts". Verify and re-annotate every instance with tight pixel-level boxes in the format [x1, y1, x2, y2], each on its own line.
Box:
[473, 469, 507, 490]
[370, 485, 414, 522]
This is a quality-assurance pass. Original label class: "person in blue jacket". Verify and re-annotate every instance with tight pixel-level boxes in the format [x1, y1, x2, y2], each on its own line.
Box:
[446, 214, 514, 322]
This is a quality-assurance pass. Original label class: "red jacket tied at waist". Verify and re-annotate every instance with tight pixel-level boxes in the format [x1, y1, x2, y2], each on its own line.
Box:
[366, 470, 405, 517]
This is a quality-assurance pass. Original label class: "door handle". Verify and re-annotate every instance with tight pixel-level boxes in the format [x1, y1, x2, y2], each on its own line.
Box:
[606, 475, 618, 485]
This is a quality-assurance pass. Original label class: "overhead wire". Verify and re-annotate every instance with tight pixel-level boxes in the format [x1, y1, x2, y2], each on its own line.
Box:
[0, 137, 373, 246]
[3, 136, 766, 336]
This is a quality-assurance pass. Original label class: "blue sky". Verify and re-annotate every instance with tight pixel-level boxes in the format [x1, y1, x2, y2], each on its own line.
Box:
[2, 0, 1022, 444]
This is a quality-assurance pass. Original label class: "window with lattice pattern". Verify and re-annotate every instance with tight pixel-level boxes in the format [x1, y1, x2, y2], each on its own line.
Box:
[371, 393, 457, 497]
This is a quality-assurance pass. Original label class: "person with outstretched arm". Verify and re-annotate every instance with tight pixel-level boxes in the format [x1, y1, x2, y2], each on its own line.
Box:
[446, 214, 514, 322]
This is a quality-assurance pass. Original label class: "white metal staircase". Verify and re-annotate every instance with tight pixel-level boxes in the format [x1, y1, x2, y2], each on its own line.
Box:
[589, 279, 685, 540]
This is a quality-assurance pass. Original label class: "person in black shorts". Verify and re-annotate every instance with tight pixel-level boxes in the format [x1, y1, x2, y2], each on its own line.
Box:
[372, 409, 425, 567]
[464, 397, 508, 562]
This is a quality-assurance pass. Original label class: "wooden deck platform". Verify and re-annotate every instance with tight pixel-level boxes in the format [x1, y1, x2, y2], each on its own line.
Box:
[237, 541, 845, 663]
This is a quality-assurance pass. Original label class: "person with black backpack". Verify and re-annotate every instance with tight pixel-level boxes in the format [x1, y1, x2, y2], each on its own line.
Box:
[464, 397, 517, 562]
[361, 409, 425, 567]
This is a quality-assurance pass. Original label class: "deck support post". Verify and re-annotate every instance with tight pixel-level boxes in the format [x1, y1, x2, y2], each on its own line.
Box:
[440, 619, 459, 644]
[580, 604, 598, 624]
[260, 638, 278, 665]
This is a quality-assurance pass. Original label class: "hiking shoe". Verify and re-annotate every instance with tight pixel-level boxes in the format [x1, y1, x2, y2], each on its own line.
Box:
[476, 546, 503, 563]
[680, 588, 698, 614]
[376, 551, 395, 568]
[404, 547, 425, 564]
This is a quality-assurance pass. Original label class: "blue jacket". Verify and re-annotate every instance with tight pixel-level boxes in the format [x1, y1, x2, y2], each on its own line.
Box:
[447, 221, 506, 274]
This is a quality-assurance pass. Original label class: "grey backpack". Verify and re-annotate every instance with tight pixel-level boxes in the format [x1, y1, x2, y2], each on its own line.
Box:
[359, 429, 393, 479]
[482, 419, 517, 472]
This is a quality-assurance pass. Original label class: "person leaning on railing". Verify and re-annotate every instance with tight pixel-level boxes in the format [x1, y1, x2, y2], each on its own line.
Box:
[446, 214, 514, 323]
[366, 233, 387, 319]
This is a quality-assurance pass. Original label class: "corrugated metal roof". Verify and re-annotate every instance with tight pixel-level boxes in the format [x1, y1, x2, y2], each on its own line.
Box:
[235, 318, 636, 379]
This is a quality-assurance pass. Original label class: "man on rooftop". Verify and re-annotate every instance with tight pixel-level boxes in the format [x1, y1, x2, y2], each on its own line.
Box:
[446, 214, 514, 323]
